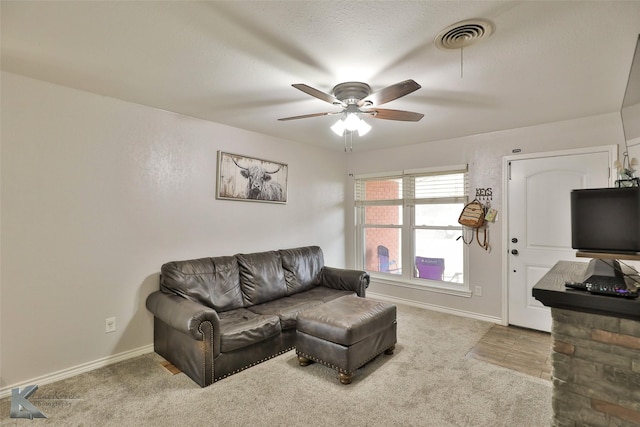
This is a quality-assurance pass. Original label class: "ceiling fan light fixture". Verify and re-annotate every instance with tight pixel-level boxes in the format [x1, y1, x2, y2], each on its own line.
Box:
[344, 113, 361, 131]
[331, 119, 346, 136]
[331, 114, 371, 137]
[357, 119, 371, 136]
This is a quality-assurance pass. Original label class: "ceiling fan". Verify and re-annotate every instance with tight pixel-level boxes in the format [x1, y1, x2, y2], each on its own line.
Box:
[278, 79, 424, 134]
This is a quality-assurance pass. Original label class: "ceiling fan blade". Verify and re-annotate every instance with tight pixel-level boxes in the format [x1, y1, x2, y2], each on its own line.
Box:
[362, 108, 424, 122]
[278, 111, 340, 121]
[358, 79, 421, 107]
[292, 84, 345, 106]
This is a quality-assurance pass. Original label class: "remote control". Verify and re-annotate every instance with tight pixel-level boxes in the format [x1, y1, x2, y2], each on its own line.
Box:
[584, 282, 639, 299]
[564, 281, 588, 291]
[565, 280, 639, 298]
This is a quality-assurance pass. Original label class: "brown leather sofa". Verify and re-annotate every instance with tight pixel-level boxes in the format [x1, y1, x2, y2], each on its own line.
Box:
[146, 246, 369, 387]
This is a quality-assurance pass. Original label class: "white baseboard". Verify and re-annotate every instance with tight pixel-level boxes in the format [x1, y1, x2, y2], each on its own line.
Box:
[0, 344, 154, 399]
[367, 291, 503, 324]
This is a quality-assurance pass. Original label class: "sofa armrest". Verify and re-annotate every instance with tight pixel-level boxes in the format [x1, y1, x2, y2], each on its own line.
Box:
[321, 267, 370, 297]
[146, 291, 221, 342]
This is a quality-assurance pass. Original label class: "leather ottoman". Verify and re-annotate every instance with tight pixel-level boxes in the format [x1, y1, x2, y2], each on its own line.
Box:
[296, 295, 397, 384]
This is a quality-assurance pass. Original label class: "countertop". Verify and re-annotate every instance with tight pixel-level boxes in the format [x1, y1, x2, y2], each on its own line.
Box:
[532, 260, 640, 321]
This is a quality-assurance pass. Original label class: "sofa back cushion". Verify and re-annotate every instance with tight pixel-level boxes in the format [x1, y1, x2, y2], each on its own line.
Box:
[160, 256, 244, 312]
[236, 250, 287, 306]
[279, 246, 324, 295]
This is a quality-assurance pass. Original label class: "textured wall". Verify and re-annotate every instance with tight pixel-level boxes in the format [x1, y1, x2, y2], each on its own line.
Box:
[0, 72, 348, 389]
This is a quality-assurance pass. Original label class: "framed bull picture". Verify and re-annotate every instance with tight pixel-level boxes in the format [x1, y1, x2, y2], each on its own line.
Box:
[216, 151, 288, 204]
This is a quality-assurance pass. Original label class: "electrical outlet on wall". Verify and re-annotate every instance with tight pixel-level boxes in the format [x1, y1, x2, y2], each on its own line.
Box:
[475, 286, 483, 297]
[105, 317, 116, 333]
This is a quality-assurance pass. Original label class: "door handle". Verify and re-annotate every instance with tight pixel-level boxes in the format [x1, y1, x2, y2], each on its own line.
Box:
[511, 249, 519, 255]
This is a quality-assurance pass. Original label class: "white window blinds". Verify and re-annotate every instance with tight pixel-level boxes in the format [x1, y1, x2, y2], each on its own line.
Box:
[355, 166, 468, 206]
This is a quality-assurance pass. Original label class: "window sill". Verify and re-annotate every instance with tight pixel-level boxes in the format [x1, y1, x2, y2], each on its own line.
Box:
[369, 274, 473, 298]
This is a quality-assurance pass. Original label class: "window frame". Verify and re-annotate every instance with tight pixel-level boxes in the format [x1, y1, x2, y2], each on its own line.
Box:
[354, 165, 471, 297]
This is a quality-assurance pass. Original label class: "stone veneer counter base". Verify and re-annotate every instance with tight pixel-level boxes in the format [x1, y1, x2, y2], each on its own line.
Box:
[533, 260, 640, 427]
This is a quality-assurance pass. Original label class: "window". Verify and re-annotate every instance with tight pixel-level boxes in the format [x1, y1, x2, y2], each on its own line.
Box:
[354, 165, 469, 293]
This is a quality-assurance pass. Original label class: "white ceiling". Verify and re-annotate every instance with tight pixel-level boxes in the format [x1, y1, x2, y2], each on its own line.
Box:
[2, 1, 640, 151]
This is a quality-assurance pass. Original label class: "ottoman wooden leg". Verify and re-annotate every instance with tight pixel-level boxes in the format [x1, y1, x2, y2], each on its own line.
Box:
[339, 372, 353, 385]
[298, 355, 312, 366]
[384, 345, 396, 355]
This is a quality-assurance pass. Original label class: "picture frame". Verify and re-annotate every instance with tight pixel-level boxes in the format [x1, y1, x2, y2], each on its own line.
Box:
[216, 151, 288, 204]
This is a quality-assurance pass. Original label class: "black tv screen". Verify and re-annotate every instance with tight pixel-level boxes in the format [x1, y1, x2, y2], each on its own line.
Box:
[571, 187, 640, 254]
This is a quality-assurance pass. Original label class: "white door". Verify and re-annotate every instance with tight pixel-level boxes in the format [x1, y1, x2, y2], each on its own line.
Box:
[507, 148, 613, 331]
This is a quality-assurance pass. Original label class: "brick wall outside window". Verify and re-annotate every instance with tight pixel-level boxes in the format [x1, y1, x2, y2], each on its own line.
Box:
[365, 180, 400, 272]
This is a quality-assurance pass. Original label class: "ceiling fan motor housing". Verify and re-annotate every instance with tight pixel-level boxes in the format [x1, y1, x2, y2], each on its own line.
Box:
[332, 82, 371, 105]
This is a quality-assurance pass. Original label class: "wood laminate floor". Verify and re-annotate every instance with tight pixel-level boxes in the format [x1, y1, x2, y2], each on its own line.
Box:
[466, 324, 552, 380]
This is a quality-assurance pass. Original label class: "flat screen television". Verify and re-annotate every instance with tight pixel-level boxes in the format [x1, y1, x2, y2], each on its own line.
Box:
[570, 186, 640, 255]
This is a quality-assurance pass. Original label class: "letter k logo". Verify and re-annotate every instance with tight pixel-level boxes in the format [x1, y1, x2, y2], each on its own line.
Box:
[10, 385, 47, 419]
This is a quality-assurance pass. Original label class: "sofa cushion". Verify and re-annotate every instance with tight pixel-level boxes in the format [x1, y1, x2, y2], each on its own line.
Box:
[236, 250, 287, 306]
[160, 256, 244, 312]
[218, 308, 281, 353]
[248, 297, 322, 330]
[278, 246, 324, 295]
[286, 286, 355, 304]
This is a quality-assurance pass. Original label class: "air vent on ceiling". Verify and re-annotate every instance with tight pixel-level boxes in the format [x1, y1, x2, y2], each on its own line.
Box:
[435, 19, 495, 50]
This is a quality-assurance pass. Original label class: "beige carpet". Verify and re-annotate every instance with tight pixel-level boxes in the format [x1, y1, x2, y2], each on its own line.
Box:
[0, 303, 552, 426]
